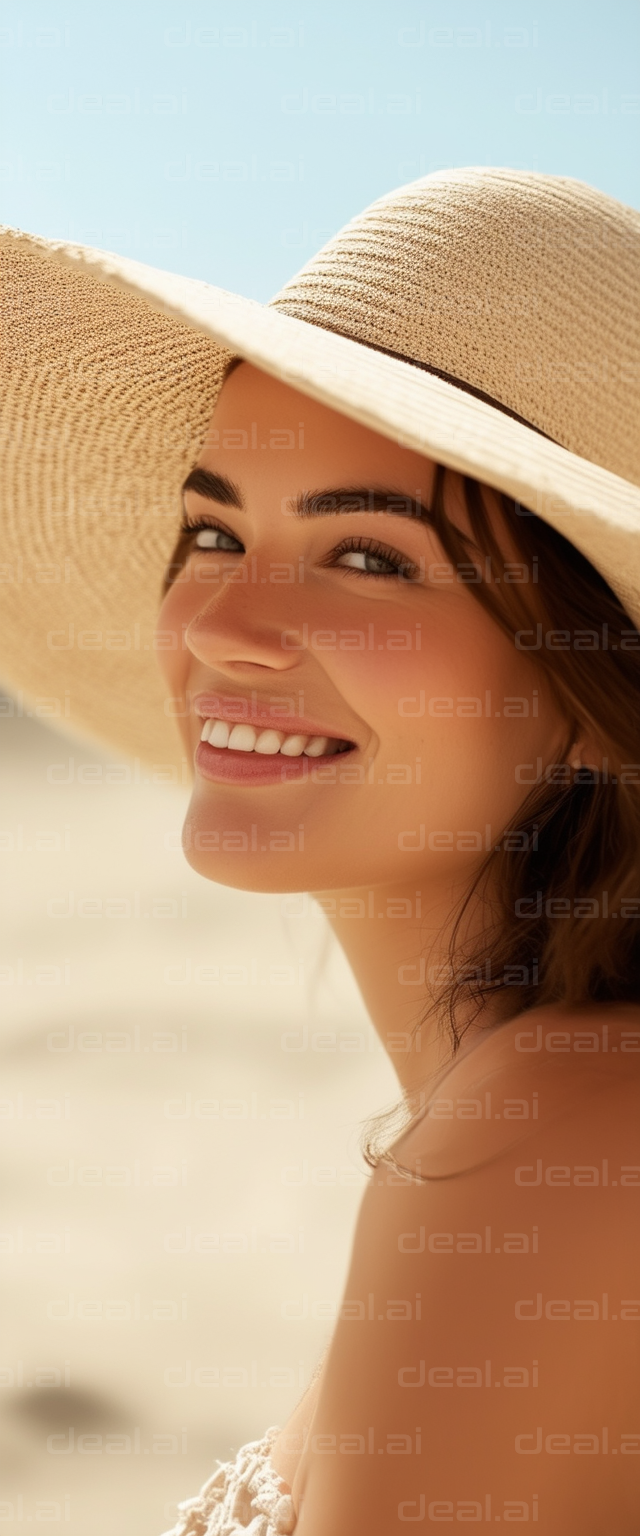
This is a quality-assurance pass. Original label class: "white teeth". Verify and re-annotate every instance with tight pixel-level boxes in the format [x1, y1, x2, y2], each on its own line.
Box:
[254, 730, 284, 755]
[303, 736, 329, 757]
[279, 734, 309, 757]
[209, 719, 230, 748]
[228, 724, 257, 752]
[200, 718, 351, 758]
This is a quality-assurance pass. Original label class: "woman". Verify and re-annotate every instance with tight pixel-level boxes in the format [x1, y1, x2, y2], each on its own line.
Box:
[2, 168, 640, 1534]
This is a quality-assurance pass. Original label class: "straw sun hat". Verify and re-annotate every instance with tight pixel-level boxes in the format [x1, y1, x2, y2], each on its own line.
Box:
[1, 166, 639, 772]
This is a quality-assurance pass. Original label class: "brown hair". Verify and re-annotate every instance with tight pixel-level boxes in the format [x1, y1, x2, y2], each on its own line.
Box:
[364, 466, 640, 1162]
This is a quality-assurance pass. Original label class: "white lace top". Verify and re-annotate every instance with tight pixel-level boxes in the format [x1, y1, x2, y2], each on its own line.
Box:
[161, 1428, 296, 1536]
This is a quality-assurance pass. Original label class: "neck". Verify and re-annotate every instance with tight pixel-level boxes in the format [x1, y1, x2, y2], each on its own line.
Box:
[314, 872, 507, 1096]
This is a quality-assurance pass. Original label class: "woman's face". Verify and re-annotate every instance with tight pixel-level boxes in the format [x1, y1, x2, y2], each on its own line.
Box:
[157, 363, 568, 895]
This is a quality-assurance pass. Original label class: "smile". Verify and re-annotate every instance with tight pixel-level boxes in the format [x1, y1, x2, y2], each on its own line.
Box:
[195, 719, 355, 786]
[199, 719, 352, 757]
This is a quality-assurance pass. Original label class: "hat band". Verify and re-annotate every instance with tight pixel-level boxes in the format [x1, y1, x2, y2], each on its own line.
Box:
[309, 324, 557, 443]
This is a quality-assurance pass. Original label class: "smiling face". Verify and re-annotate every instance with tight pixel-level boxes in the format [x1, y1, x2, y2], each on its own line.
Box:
[157, 362, 569, 897]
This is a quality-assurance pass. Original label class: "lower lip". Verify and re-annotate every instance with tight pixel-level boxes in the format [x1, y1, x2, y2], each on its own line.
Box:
[195, 740, 354, 785]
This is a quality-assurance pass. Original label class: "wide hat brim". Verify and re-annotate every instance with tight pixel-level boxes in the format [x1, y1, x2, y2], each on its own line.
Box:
[1, 197, 640, 772]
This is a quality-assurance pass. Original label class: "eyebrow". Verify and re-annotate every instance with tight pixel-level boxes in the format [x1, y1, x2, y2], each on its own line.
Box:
[182, 467, 243, 507]
[181, 467, 432, 524]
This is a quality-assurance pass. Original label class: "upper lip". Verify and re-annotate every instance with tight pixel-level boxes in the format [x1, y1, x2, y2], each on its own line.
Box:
[193, 692, 356, 744]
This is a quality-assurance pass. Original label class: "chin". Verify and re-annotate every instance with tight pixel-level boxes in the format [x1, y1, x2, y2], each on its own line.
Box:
[182, 846, 313, 895]
[180, 805, 311, 893]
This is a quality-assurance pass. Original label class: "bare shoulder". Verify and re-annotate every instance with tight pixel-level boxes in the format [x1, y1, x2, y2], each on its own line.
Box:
[392, 1000, 640, 1180]
[294, 1004, 640, 1535]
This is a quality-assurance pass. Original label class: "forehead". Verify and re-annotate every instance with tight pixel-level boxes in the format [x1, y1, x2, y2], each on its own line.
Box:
[200, 360, 435, 487]
[196, 361, 507, 548]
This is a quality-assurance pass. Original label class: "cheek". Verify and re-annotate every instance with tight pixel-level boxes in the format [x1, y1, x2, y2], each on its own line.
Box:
[318, 600, 541, 742]
[155, 581, 191, 691]
[321, 605, 557, 821]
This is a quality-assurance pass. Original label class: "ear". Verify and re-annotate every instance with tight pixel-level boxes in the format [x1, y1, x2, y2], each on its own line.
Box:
[566, 728, 607, 775]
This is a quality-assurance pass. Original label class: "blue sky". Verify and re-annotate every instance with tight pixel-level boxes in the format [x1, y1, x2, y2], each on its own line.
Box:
[1, 0, 638, 299]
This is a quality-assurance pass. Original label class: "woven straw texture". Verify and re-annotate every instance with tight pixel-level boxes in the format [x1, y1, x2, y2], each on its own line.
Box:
[1, 167, 639, 767]
[273, 168, 640, 484]
[0, 246, 230, 769]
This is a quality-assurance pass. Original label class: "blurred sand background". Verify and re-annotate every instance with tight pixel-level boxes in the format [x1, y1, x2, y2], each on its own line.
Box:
[0, 703, 396, 1535]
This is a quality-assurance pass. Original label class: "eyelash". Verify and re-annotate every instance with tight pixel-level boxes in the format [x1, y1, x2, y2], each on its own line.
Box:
[325, 533, 417, 580]
[179, 516, 418, 580]
[181, 516, 243, 553]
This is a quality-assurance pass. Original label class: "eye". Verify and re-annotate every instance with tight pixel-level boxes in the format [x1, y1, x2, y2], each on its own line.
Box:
[328, 535, 419, 581]
[182, 518, 244, 554]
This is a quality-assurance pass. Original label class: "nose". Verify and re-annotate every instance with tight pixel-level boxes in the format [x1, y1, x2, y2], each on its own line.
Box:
[185, 573, 305, 675]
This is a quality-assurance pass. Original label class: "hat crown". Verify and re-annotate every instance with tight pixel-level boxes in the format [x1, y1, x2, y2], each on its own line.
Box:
[271, 167, 640, 487]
